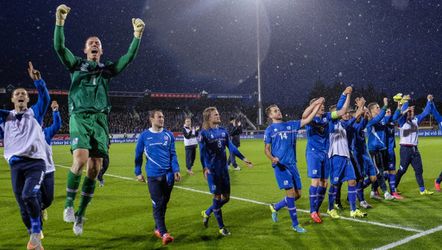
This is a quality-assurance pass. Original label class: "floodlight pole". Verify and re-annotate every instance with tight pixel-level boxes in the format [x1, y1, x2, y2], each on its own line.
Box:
[256, 0, 263, 126]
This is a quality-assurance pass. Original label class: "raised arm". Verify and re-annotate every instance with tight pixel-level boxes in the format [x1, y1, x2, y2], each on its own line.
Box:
[336, 86, 352, 110]
[300, 97, 324, 127]
[416, 95, 433, 124]
[43, 101, 62, 144]
[431, 101, 442, 123]
[28, 62, 50, 124]
[54, 4, 78, 69]
[110, 19, 145, 76]
[336, 90, 352, 118]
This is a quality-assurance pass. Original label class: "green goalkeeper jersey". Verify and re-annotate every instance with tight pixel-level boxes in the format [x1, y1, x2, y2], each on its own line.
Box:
[54, 25, 140, 114]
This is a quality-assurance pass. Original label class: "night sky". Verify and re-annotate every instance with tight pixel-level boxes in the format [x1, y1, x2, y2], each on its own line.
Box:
[1, 0, 441, 105]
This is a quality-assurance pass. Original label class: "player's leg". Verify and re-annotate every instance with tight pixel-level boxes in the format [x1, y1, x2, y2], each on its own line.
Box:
[385, 149, 401, 198]
[215, 175, 231, 236]
[396, 146, 411, 189]
[65, 114, 90, 222]
[21, 160, 45, 250]
[73, 113, 109, 234]
[190, 145, 196, 171]
[327, 156, 341, 219]
[316, 154, 329, 214]
[306, 151, 318, 214]
[148, 175, 168, 236]
[286, 187, 305, 233]
[11, 166, 32, 232]
[40, 172, 54, 222]
[202, 171, 217, 227]
[334, 182, 343, 210]
[185, 146, 192, 172]
[435, 171, 442, 191]
[97, 154, 109, 186]
[410, 148, 433, 195]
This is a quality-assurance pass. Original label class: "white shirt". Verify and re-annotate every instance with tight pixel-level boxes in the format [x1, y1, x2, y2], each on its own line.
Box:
[399, 118, 419, 146]
[328, 121, 350, 158]
[3, 109, 47, 164]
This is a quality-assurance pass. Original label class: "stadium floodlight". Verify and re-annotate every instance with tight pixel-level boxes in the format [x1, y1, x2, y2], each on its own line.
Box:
[256, 0, 263, 126]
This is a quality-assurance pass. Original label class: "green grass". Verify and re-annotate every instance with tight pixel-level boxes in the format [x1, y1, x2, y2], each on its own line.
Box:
[0, 138, 441, 249]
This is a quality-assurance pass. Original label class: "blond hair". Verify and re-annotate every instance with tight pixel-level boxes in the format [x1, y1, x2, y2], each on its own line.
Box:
[202, 107, 218, 130]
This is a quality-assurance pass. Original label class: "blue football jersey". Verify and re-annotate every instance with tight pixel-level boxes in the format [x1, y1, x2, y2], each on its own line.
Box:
[264, 120, 301, 166]
[306, 112, 333, 152]
[134, 128, 180, 177]
[199, 127, 244, 173]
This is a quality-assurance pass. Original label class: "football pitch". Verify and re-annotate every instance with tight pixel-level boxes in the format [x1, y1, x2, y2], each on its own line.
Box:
[0, 138, 441, 249]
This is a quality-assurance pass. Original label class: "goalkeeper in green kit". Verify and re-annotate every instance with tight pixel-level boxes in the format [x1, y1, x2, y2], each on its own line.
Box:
[53, 4, 145, 236]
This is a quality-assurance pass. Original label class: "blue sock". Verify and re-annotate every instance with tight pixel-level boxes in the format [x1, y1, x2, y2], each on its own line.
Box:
[212, 199, 224, 229]
[419, 186, 425, 192]
[383, 172, 389, 180]
[30, 216, 41, 234]
[348, 185, 357, 212]
[363, 178, 372, 189]
[328, 185, 336, 211]
[437, 173, 442, 183]
[309, 185, 318, 213]
[316, 186, 327, 212]
[286, 197, 299, 227]
[388, 174, 396, 193]
[274, 197, 287, 211]
[357, 182, 365, 202]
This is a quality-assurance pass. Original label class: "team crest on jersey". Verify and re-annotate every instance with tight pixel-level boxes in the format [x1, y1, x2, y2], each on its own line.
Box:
[80, 62, 89, 72]
[210, 134, 214, 139]
[72, 137, 79, 146]
[274, 128, 278, 132]
[287, 126, 291, 130]
[221, 132, 226, 137]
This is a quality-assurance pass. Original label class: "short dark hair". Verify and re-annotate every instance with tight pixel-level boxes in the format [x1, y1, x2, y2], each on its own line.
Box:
[149, 109, 163, 118]
[367, 102, 378, 111]
[265, 104, 278, 117]
[230, 116, 236, 121]
[329, 105, 337, 112]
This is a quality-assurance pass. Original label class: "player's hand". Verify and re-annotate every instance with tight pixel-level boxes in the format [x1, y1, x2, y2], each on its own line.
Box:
[313, 97, 325, 105]
[343, 86, 353, 95]
[51, 101, 59, 111]
[136, 175, 146, 183]
[400, 94, 411, 105]
[56, 4, 71, 26]
[27, 62, 41, 81]
[243, 158, 253, 168]
[237, 121, 242, 126]
[132, 18, 145, 39]
[195, 126, 200, 131]
[203, 168, 210, 179]
[356, 97, 366, 108]
[428, 94, 434, 101]
[383, 97, 389, 107]
[174, 172, 181, 182]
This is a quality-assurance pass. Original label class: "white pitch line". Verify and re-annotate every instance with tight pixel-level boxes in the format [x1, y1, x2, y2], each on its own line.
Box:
[55, 164, 423, 233]
[373, 225, 442, 250]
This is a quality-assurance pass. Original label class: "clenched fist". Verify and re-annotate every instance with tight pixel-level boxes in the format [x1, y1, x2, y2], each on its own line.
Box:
[132, 18, 145, 39]
[56, 4, 71, 26]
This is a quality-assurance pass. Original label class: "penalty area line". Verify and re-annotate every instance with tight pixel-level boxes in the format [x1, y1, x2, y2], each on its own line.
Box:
[56, 164, 423, 233]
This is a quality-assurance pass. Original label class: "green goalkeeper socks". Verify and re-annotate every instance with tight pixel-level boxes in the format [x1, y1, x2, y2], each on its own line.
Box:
[76, 176, 96, 217]
[65, 170, 81, 208]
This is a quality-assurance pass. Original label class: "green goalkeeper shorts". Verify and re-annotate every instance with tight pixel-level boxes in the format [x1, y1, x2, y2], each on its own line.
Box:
[69, 112, 109, 157]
